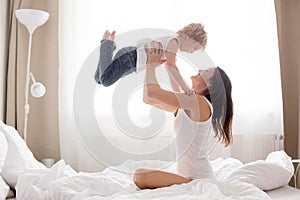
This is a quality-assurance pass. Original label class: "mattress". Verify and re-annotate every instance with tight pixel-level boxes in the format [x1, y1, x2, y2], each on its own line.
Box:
[16, 157, 294, 200]
[266, 186, 300, 200]
[9, 187, 300, 200]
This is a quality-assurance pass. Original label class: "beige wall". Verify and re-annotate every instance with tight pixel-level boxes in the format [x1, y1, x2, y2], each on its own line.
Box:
[0, 0, 8, 121]
[17, 0, 60, 161]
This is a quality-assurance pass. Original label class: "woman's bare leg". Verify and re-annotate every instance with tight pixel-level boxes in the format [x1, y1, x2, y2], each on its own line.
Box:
[133, 168, 192, 190]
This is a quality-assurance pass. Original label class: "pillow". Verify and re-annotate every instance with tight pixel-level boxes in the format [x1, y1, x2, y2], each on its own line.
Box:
[0, 131, 8, 172]
[224, 150, 294, 191]
[0, 120, 46, 188]
[266, 150, 294, 171]
[0, 175, 10, 200]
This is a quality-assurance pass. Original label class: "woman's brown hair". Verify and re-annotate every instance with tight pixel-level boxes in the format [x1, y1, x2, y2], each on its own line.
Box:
[205, 67, 233, 147]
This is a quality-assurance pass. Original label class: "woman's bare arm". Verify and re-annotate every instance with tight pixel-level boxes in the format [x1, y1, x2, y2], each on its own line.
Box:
[143, 46, 199, 113]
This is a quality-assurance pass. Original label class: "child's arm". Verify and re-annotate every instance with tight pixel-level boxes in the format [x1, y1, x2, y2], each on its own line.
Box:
[165, 39, 194, 94]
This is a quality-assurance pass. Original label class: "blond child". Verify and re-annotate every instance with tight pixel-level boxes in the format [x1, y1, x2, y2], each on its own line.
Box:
[95, 23, 207, 94]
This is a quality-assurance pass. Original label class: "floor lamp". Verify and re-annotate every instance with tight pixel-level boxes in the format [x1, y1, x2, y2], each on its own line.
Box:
[15, 9, 49, 142]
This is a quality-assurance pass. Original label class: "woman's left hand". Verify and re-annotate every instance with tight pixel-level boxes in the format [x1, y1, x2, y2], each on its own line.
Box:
[145, 41, 164, 67]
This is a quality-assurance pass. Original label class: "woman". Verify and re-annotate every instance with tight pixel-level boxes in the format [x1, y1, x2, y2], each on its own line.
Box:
[133, 44, 233, 189]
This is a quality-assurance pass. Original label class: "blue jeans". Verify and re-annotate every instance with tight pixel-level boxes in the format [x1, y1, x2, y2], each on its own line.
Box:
[95, 39, 137, 86]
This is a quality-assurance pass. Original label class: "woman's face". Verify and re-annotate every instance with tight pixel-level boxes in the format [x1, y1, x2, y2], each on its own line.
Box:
[191, 68, 215, 94]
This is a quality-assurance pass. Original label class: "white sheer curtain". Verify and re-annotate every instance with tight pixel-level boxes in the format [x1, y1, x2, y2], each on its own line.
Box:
[59, 0, 283, 171]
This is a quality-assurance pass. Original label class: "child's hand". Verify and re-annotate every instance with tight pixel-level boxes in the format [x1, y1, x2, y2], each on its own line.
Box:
[184, 88, 195, 96]
[145, 41, 164, 67]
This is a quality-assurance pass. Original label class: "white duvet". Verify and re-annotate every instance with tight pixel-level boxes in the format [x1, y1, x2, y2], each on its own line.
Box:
[16, 151, 293, 200]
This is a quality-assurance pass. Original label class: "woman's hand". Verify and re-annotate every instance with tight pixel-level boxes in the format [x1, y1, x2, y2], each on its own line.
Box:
[145, 41, 164, 67]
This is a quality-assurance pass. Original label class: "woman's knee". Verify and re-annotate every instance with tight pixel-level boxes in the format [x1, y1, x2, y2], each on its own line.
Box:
[133, 168, 149, 189]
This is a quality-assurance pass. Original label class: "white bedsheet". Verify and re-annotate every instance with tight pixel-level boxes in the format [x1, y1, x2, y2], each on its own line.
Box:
[16, 158, 272, 200]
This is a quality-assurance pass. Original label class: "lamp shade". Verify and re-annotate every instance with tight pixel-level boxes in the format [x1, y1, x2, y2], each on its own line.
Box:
[15, 9, 49, 33]
[31, 82, 46, 98]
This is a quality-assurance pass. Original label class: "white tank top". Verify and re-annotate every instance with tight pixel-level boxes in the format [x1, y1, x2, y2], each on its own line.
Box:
[173, 99, 218, 179]
[136, 36, 178, 72]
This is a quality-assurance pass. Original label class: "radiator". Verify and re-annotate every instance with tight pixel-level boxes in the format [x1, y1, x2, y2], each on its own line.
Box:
[231, 134, 284, 163]
[210, 134, 284, 163]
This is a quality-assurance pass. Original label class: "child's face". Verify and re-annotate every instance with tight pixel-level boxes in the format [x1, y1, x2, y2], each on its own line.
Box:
[180, 37, 203, 53]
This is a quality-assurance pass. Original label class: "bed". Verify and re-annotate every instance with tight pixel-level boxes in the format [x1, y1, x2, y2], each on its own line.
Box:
[1, 120, 300, 199]
[266, 186, 300, 200]
[14, 158, 300, 200]
[5, 188, 300, 200]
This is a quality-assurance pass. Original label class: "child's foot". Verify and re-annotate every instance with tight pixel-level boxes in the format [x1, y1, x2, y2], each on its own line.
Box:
[102, 30, 116, 41]
[110, 30, 116, 41]
[102, 30, 111, 40]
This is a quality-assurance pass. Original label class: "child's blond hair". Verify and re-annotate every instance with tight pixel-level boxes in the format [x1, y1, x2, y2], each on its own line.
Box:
[177, 23, 207, 50]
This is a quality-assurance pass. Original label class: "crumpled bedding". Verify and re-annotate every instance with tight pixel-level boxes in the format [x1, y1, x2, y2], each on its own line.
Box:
[15, 151, 293, 200]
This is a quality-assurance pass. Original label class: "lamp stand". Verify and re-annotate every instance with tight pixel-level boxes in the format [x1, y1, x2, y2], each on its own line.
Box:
[23, 31, 33, 142]
[15, 9, 49, 142]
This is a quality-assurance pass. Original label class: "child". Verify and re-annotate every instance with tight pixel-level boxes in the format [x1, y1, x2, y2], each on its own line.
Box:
[95, 23, 207, 94]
